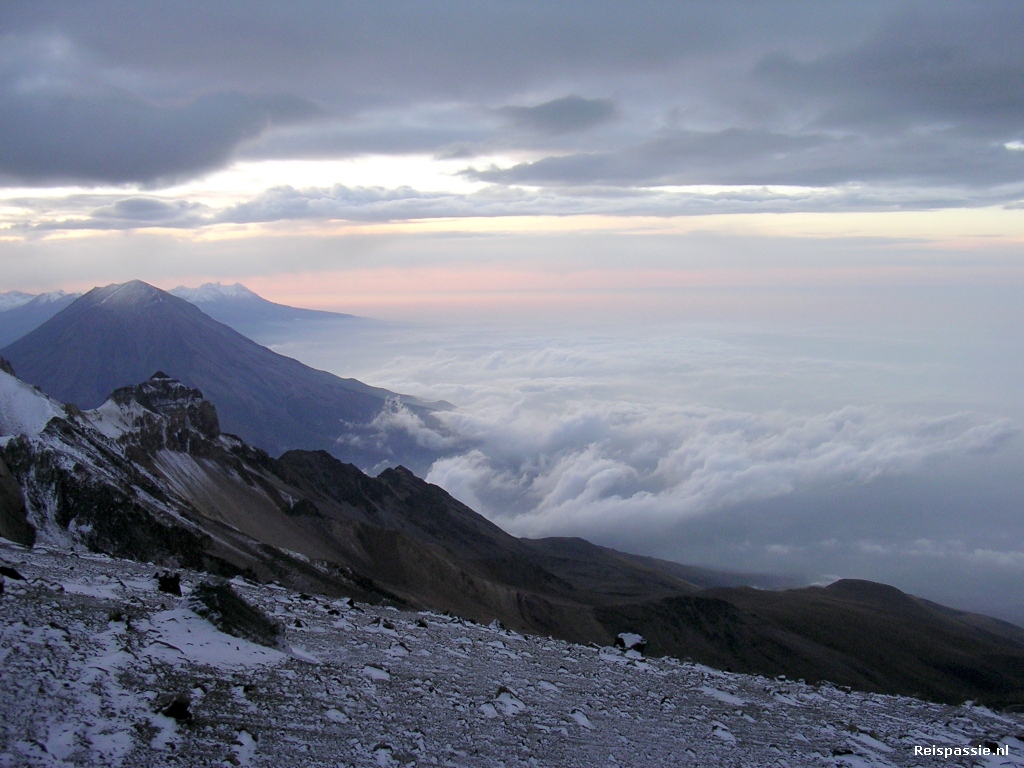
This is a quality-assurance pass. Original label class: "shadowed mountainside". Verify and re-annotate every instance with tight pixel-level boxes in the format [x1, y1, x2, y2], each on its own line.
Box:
[595, 580, 1024, 710]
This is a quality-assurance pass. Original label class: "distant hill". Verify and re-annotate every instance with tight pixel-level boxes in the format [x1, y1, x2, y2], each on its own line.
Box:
[169, 282, 360, 341]
[0, 291, 81, 347]
[0, 281, 448, 471]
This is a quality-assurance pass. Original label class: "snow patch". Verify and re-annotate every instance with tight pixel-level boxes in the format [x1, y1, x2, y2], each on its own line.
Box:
[0, 369, 64, 437]
[138, 608, 287, 668]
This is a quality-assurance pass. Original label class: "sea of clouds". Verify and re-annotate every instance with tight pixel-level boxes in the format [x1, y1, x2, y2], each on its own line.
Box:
[273, 312, 1024, 623]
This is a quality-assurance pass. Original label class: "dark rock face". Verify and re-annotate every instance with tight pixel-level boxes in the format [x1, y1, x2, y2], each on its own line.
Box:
[156, 693, 192, 723]
[0, 454, 34, 546]
[0, 564, 25, 580]
[109, 373, 221, 453]
[156, 572, 182, 596]
[185, 579, 285, 649]
[1, 425, 210, 569]
[0, 357, 14, 377]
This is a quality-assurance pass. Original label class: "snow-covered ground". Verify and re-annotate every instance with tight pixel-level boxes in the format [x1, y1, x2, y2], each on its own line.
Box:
[2, 540, 1021, 768]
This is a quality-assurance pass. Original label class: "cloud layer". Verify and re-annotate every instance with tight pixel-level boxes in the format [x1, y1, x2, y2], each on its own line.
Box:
[282, 318, 1024, 620]
[2, 2, 1023, 214]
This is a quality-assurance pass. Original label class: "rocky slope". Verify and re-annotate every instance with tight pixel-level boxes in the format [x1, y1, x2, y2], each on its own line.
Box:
[2, 542, 1022, 767]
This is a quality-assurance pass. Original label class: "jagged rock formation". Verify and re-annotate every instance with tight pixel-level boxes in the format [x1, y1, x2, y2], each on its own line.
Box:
[1, 366, 1023, 708]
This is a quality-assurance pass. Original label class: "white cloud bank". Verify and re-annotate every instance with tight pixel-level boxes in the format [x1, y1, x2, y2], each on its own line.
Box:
[425, 400, 1013, 539]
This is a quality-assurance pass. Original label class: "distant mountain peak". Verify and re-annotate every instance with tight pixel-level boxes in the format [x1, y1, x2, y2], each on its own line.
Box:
[30, 290, 73, 305]
[0, 291, 83, 347]
[92, 280, 171, 309]
[169, 282, 260, 303]
[0, 280, 439, 470]
[0, 291, 37, 312]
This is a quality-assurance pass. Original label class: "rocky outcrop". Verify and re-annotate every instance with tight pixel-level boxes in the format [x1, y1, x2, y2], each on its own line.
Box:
[101, 372, 221, 457]
[0, 453, 34, 546]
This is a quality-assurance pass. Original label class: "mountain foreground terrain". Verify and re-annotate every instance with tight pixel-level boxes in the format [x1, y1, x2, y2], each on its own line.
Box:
[0, 281, 448, 472]
[2, 361, 1024, 719]
[2, 541, 1022, 767]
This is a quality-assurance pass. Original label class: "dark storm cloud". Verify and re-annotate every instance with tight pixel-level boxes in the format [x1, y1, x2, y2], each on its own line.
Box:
[755, 4, 1024, 133]
[466, 126, 1024, 188]
[2, 1, 1024, 200]
[0, 69, 319, 185]
[497, 96, 616, 135]
[0, 2, 797, 100]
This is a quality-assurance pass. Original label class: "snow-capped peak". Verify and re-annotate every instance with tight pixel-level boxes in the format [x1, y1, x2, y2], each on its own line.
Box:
[169, 282, 259, 303]
[0, 291, 36, 312]
[0, 368, 65, 438]
[94, 280, 165, 308]
[85, 373, 221, 444]
[30, 290, 73, 305]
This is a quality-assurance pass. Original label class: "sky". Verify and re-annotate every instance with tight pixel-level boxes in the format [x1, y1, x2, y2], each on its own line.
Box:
[0, 2, 1022, 620]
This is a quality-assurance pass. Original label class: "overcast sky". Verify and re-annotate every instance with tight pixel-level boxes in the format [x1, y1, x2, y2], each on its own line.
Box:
[1, 2, 1022, 620]
[0, 1, 1022, 299]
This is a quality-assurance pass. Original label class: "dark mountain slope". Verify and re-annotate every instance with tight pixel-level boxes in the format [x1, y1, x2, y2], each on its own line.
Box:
[522, 537, 704, 605]
[595, 579, 1024, 709]
[0, 281, 446, 471]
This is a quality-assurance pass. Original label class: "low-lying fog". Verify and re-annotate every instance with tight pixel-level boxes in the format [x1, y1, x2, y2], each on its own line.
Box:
[264, 285, 1024, 625]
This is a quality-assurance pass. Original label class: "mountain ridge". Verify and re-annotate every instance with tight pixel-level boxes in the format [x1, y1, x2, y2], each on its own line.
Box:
[0, 290, 81, 347]
[0, 281, 360, 348]
[1, 364, 1022, 709]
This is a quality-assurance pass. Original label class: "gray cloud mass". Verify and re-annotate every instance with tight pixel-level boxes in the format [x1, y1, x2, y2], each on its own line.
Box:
[0, 1, 1022, 202]
[285, 319, 1024, 623]
[0, 37, 319, 184]
[497, 96, 617, 135]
